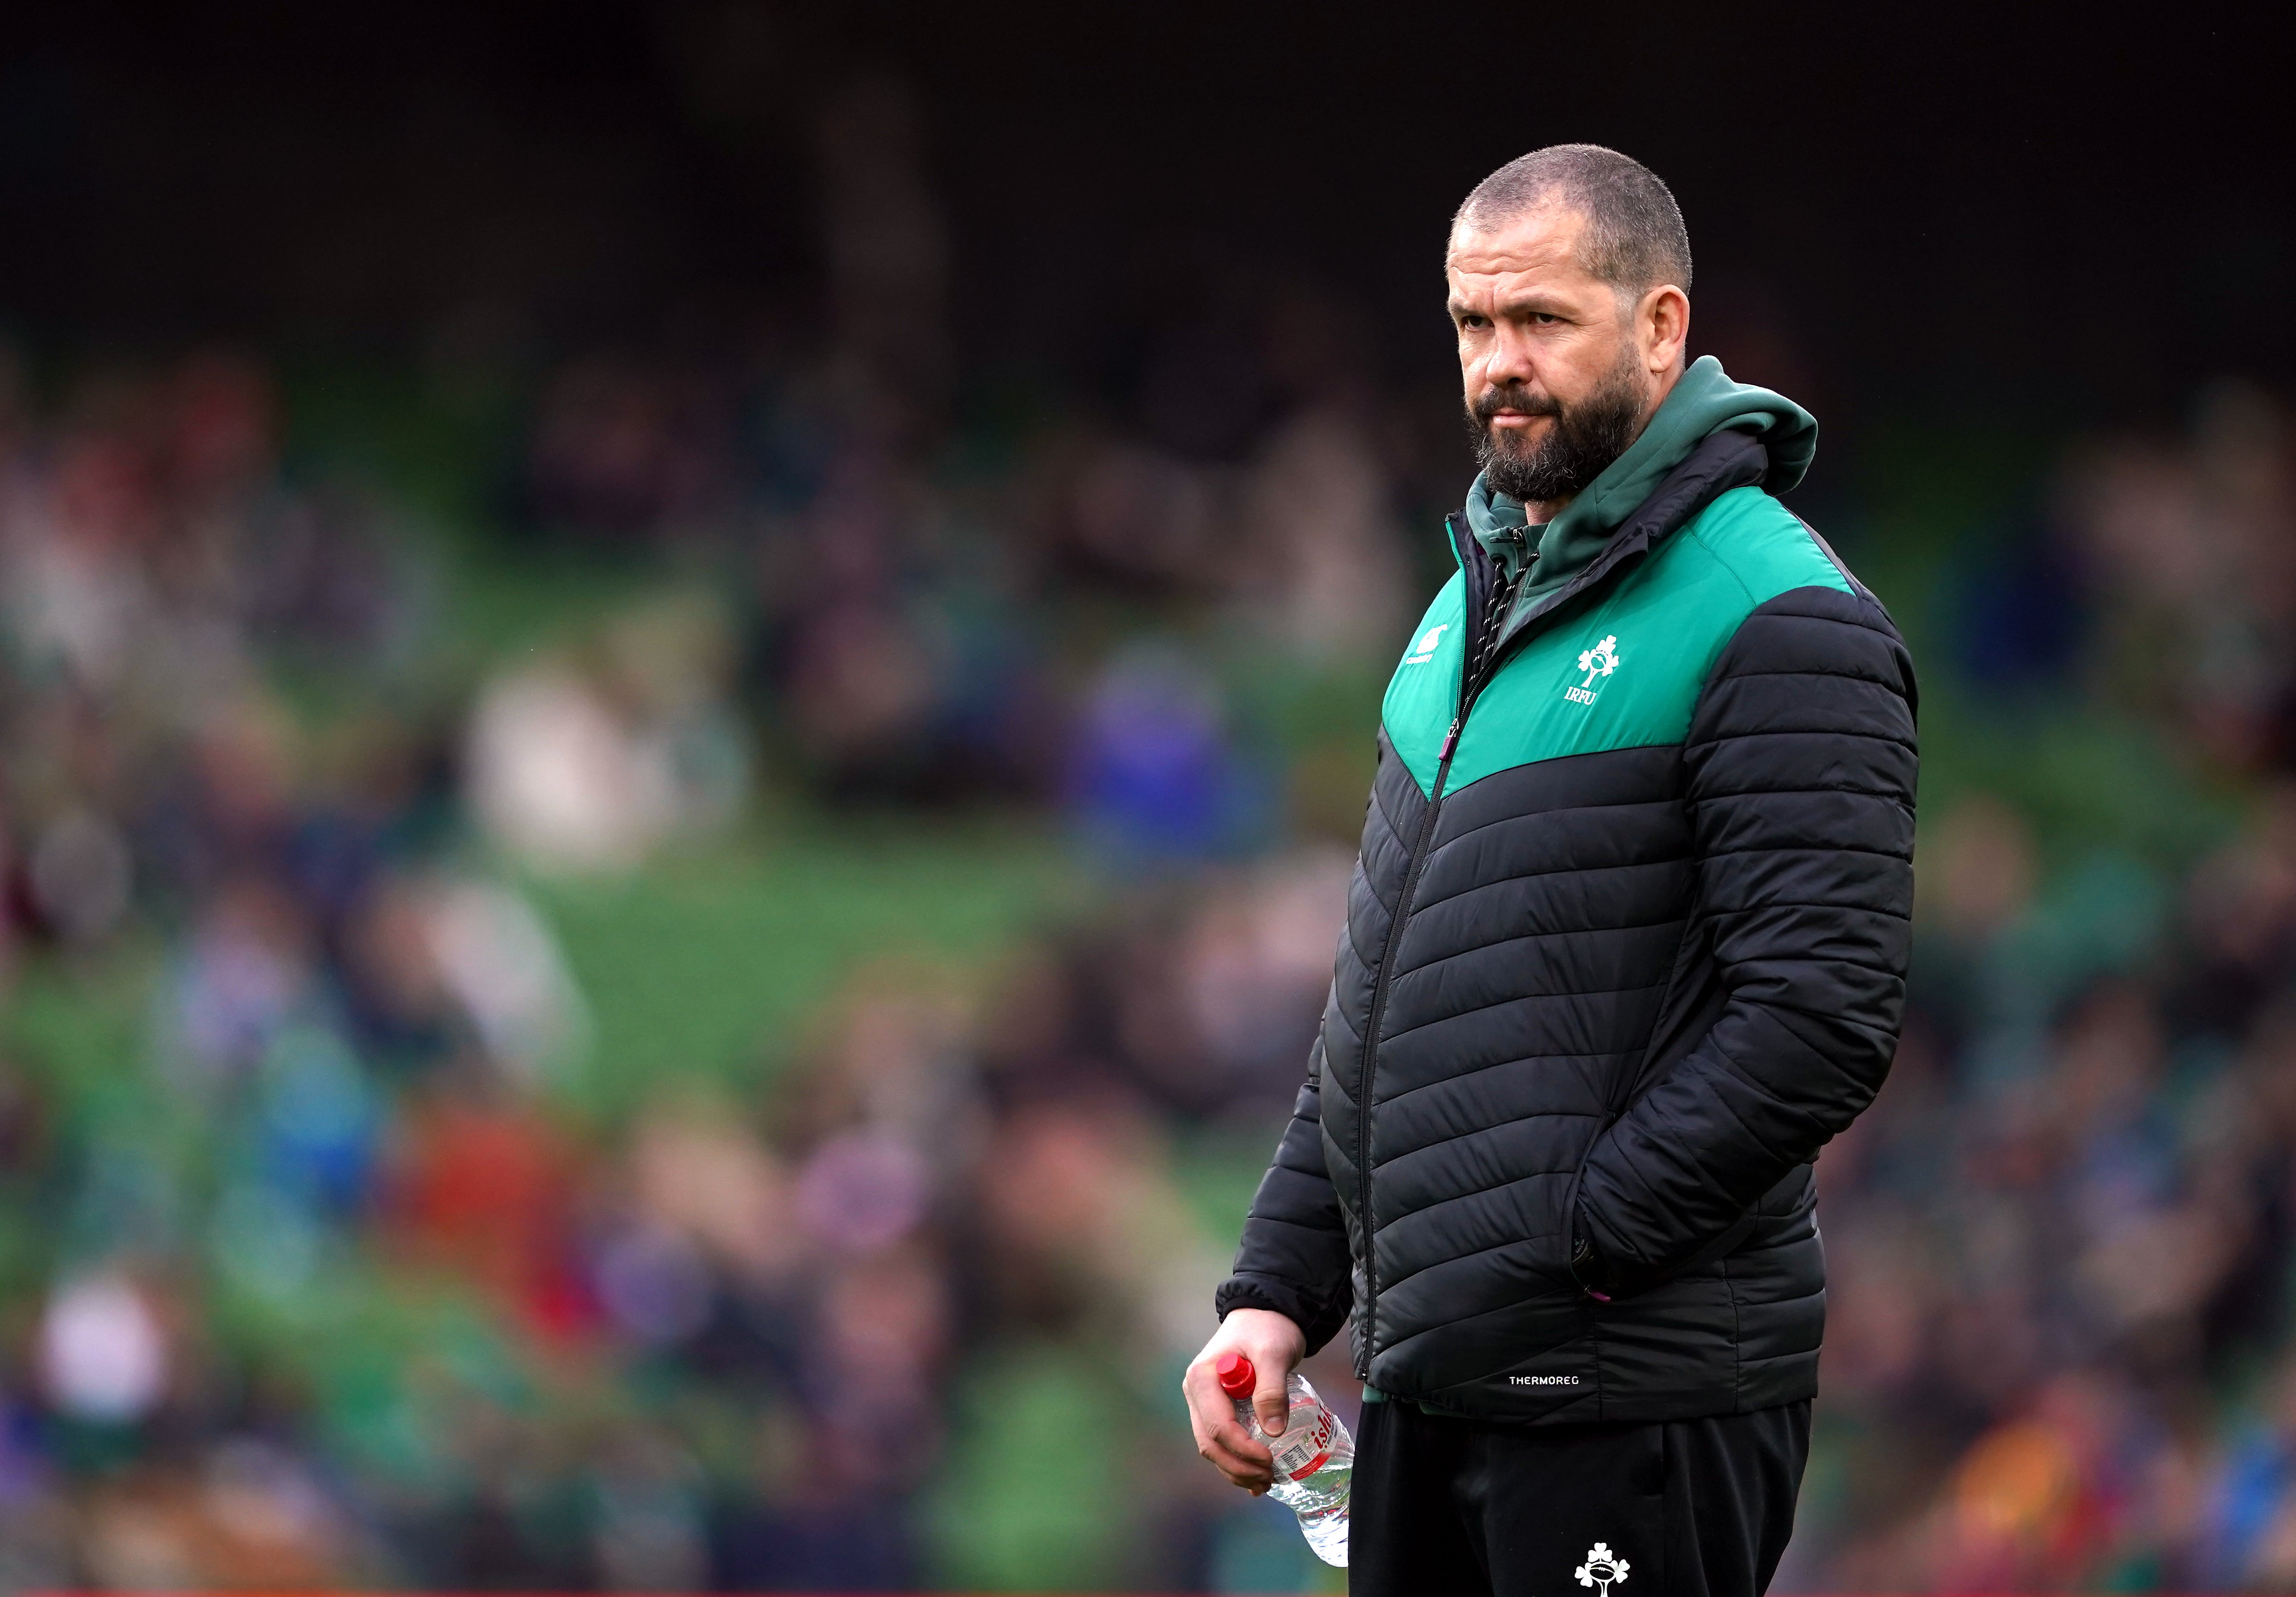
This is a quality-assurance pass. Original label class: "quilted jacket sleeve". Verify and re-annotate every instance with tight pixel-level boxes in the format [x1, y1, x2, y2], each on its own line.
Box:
[1573, 584, 1918, 1294]
[1214, 1036, 1355, 1354]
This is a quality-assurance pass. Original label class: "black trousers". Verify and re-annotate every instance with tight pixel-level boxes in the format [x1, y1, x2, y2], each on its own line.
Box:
[1349, 1398, 1809, 1597]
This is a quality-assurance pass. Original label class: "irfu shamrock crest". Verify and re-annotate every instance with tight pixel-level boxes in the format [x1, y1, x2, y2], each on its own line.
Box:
[1576, 1541, 1630, 1594]
[1566, 635, 1624, 705]
[1576, 635, 1623, 688]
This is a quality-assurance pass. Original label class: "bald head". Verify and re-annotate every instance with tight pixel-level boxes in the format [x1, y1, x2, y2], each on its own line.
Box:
[1452, 145, 1692, 299]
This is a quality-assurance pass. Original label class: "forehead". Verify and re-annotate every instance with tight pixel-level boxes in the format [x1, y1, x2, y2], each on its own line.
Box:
[1446, 204, 1595, 290]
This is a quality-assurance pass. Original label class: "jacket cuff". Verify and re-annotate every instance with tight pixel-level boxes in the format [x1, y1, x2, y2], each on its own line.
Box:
[1214, 1273, 1345, 1356]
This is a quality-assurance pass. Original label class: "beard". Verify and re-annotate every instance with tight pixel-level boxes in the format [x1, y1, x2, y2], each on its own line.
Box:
[1468, 345, 1647, 505]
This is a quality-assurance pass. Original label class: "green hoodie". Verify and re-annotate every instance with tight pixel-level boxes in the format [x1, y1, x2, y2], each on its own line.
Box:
[1466, 355, 1817, 610]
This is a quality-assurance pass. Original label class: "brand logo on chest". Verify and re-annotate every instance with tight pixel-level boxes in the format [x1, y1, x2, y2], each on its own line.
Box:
[1403, 623, 1451, 665]
[1565, 635, 1623, 705]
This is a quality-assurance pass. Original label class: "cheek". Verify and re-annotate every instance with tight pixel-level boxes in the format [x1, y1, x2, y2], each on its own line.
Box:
[1547, 340, 1616, 398]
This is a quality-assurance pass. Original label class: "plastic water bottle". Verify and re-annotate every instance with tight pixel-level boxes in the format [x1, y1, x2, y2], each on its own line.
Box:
[1215, 1352, 1352, 1566]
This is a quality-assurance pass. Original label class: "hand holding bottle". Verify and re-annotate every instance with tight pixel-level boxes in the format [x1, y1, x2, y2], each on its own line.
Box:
[1181, 1307, 1305, 1492]
[1214, 1351, 1353, 1566]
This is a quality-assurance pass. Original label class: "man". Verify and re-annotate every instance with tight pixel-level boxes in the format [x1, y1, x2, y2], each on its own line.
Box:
[1182, 145, 1917, 1597]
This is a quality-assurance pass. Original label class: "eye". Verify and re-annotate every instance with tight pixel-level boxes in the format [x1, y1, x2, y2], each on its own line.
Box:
[1532, 312, 1561, 326]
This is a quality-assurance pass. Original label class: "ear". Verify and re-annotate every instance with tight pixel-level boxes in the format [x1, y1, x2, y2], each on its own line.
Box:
[1639, 284, 1690, 376]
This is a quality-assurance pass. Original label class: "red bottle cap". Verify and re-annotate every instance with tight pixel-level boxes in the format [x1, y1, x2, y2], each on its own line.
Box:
[1214, 1352, 1256, 1398]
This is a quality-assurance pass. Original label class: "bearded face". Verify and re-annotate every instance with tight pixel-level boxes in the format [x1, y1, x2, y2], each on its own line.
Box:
[1468, 336, 1647, 506]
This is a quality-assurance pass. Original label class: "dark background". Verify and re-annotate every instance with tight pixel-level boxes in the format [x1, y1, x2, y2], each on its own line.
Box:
[6, 4, 2288, 423]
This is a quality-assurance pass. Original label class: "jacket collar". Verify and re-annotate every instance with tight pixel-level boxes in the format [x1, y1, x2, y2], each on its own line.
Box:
[1489, 427, 1771, 653]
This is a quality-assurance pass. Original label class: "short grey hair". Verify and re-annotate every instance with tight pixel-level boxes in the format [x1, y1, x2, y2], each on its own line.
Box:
[1453, 144, 1692, 295]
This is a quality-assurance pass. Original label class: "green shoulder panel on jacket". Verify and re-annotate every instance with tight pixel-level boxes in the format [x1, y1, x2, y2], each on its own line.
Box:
[1380, 573, 1470, 793]
[1382, 488, 1851, 797]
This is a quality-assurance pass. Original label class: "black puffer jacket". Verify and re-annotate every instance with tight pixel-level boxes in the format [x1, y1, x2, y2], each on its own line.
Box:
[1214, 429, 1918, 1423]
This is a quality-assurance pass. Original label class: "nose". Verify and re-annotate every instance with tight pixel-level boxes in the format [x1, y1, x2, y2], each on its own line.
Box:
[1481, 322, 1540, 390]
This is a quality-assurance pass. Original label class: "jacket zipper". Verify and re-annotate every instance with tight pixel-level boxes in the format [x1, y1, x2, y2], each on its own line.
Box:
[1353, 520, 1526, 1378]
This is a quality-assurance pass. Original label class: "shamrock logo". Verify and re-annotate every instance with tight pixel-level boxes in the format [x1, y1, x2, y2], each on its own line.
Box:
[1575, 635, 1623, 689]
[1576, 1541, 1630, 1594]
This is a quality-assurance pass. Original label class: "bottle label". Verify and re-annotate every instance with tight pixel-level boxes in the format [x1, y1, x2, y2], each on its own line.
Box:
[1269, 1405, 1336, 1481]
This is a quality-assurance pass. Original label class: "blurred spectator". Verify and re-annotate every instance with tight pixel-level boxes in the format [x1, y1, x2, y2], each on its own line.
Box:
[2059, 383, 2296, 772]
[468, 594, 750, 874]
[1068, 643, 1271, 867]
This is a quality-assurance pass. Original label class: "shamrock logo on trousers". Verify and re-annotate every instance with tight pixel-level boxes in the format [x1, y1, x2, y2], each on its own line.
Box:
[1576, 1541, 1630, 1595]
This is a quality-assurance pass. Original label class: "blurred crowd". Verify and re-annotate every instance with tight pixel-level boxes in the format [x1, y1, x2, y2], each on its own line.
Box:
[1781, 381, 2296, 1590]
[0, 282, 1405, 1591]
[3, 205, 2296, 1593]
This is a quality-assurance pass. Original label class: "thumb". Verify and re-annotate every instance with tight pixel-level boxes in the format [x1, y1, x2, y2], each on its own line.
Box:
[1255, 1368, 1289, 1436]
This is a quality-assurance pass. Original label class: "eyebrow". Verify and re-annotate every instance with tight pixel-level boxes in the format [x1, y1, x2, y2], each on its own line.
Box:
[1449, 293, 1574, 321]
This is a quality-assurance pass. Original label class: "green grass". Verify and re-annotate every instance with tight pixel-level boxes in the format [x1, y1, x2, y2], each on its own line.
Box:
[1, 937, 158, 1099]
[528, 813, 1087, 1119]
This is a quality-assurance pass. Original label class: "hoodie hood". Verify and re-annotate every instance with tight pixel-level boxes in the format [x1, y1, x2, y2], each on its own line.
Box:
[1466, 356, 1817, 601]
